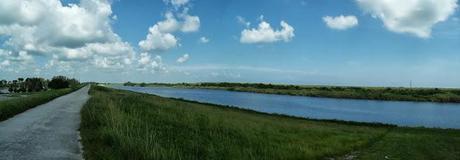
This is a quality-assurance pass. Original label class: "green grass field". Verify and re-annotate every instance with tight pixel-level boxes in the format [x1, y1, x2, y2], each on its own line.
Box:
[0, 86, 82, 121]
[80, 86, 460, 160]
[128, 82, 460, 103]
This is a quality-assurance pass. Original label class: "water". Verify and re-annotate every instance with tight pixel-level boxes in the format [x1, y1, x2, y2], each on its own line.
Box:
[113, 86, 460, 129]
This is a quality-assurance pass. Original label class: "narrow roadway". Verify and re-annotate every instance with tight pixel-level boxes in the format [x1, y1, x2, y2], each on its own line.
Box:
[0, 85, 90, 160]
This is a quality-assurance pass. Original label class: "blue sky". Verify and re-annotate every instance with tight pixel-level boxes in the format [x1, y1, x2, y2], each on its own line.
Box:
[1, 0, 460, 87]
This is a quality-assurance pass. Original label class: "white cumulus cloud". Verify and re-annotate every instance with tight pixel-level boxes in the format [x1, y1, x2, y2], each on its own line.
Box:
[139, 25, 179, 51]
[163, 0, 189, 8]
[139, 6, 200, 52]
[357, 0, 458, 38]
[180, 14, 200, 32]
[156, 12, 181, 33]
[138, 53, 167, 73]
[323, 15, 358, 30]
[237, 16, 251, 27]
[240, 17, 295, 44]
[176, 54, 190, 63]
[0, 0, 135, 71]
[199, 37, 210, 43]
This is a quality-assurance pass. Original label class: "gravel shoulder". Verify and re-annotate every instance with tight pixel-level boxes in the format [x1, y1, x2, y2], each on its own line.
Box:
[0, 85, 90, 160]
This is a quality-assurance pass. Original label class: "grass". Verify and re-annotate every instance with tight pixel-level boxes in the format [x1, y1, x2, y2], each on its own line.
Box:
[0, 86, 83, 121]
[80, 86, 460, 160]
[359, 128, 460, 159]
[130, 82, 460, 103]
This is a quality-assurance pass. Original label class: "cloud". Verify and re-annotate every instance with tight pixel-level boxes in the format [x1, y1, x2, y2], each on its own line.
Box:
[177, 54, 190, 63]
[323, 15, 358, 30]
[357, 0, 458, 38]
[236, 16, 251, 27]
[0, 0, 135, 71]
[163, 0, 189, 8]
[139, 25, 179, 51]
[156, 12, 181, 33]
[0, 49, 35, 72]
[139, 6, 200, 52]
[199, 37, 210, 43]
[180, 14, 200, 32]
[0, 0, 118, 49]
[138, 53, 167, 72]
[240, 17, 295, 44]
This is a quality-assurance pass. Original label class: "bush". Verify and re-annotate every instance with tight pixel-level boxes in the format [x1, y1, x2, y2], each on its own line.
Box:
[123, 81, 136, 86]
[25, 78, 46, 92]
[48, 76, 79, 89]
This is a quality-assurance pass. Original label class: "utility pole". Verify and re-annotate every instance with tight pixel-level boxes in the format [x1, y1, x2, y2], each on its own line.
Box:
[410, 80, 412, 89]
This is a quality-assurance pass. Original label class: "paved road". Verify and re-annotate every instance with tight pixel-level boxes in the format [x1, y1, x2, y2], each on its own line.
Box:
[0, 86, 90, 160]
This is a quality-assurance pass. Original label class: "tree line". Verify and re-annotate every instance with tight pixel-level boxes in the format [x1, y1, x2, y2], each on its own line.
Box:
[0, 76, 79, 93]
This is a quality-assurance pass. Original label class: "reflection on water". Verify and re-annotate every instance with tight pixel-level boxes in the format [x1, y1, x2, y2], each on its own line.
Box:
[114, 86, 460, 129]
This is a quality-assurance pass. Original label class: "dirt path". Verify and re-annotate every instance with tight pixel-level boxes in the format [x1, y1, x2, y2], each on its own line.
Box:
[0, 86, 90, 160]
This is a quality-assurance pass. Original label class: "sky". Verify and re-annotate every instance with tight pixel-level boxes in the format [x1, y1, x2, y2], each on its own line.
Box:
[0, 0, 459, 88]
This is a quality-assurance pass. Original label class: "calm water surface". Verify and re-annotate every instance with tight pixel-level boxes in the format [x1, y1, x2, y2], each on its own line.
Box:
[113, 86, 460, 129]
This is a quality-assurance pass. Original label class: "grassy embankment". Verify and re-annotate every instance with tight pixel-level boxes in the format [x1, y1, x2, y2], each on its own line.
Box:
[0, 85, 83, 121]
[133, 82, 460, 103]
[80, 86, 460, 160]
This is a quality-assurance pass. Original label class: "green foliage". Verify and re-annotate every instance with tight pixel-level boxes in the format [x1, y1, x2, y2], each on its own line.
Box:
[123, 81, 136, 86]
[24, 77, 47, 92]
[3, 76, 79, 93]
[48, 75, 79, 89]
[80, 86, 460, 160]
[48, 76, 70, 89]
[0, 80, 7, 88]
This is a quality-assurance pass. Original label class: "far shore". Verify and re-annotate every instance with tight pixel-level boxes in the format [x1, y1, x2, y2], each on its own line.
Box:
[114, 82, 460, 103]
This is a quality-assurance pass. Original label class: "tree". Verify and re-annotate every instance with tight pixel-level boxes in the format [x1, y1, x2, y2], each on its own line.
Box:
[67, 78, 79, 88]
[124, 81, 135, 86]
[0, 80, 6, 87]
[25, 78, 46, 92]
[9, 80, 19, 93]
[18, 78, 26, 92]
[48, 76, 70, 89]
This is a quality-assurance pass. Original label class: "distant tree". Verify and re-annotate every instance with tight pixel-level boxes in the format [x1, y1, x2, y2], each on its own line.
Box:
[0, 80, 6, 87]
[48, 76, 70, 89]
[67, 78, 80, 88]
[25, 78, 46, 92]
[124, 81, 135, 86]
[9, 80, 19, 93]
[140, 82, 147, 87]
[15, 78, 27, 92]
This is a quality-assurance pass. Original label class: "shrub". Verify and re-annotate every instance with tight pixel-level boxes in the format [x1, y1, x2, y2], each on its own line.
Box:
[48, 76, 74, 89]
[25, 78, 46, 92]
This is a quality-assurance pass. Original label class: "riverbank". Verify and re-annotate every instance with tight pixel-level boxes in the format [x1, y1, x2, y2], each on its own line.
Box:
[123, 82, 460, 103]
[80, 86, 460, 159]
[0, 85, 84, 121]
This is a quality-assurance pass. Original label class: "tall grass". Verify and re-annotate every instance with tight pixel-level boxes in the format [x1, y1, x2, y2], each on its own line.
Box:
[81, 86, 386, 159]
[0, 86, 82, 121]
[81, 86, 460, 159]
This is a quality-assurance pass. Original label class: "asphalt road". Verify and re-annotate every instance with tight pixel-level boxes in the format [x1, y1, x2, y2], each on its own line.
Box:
[0, 85, 90, 160]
